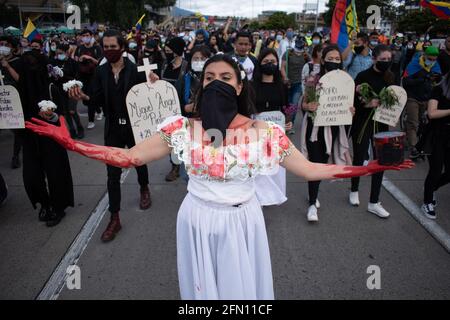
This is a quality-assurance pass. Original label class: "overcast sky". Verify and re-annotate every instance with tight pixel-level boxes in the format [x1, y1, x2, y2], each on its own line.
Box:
[175, 0, 329, 18]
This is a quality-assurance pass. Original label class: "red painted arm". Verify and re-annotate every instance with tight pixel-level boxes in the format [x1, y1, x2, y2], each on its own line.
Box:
[332, 160, 415, 179]
[25, 117, 144, 168]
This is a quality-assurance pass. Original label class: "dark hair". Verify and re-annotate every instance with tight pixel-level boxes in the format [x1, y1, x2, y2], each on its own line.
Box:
[57, 43, 70, 52]
[30, 38, 43, 46]
[188, 45, 212, 70]
[0, 36, 17, 47]
[320, 44, 343, 76]
[81, 29, 93, 36]
[312, 32, 322, 40]
[369, 31, 379, 37]
[372, 44, 395, 85]
[234, 31, 253, 44]
[101, 29, 126, 49]
[312, 44, 323, 59]
[193, 54, 256, 117]
[357, 32, 369, 43]
[253, 48, 287, 108]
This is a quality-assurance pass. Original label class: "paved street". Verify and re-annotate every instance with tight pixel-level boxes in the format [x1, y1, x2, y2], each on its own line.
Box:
[0, 111, 449, 300]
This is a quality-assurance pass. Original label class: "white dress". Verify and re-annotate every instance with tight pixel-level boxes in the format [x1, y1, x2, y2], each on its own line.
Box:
[158, 116, 294, 300]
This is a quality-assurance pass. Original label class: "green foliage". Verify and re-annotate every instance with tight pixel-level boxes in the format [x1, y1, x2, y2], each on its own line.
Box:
[264, 12, 297, 30]
[72, 0, 176, 28]
[397, 8, 450, 34]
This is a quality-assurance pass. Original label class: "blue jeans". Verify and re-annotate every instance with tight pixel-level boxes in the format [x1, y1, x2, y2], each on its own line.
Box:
[288, 82, 302, 124]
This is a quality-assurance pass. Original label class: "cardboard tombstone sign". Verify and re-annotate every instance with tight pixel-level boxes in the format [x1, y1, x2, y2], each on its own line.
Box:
[373, 86, 408, 127]
[253, 111, 286, 132]
[0, 70, 25, 129]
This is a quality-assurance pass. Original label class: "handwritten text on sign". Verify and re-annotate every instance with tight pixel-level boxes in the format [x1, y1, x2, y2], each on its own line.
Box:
[373, 86, 407, 127]
[314, 70, 355, 127]
[0, 86, 25, 129]
[253, 111, 286, 132]
[126, 80, 181, 144]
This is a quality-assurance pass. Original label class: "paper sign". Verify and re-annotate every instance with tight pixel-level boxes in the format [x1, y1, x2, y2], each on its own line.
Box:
[373, 86, 407, 127]
[314, 70, 355, 127]
[253, 111, 286, 132]
[0, 85, 25, 129]
[126, 80, 181, 144]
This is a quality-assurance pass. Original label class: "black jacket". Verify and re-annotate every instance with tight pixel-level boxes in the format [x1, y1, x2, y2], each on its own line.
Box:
[87, 58, 146, 138]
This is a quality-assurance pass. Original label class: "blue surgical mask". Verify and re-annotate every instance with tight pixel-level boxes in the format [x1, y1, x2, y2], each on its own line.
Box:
[425, 59, 435, 67]
[57, 54, 67, 61]
[286, 31, 294, 40]
[312, 39, 320, 45]
[276, 35, 283, 42]
[370, 40, 379, 47]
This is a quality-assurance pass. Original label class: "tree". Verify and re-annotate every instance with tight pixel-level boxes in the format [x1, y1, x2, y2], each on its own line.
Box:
[72, 0, 176, 28]
[264, 12, 297, 30]
[323, 0, 394, 29]
[397, 8, 449, 35]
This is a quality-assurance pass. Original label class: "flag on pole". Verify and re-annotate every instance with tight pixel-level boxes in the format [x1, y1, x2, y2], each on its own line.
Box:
[23, 19, 42, 42]
[331, 0, 359, 51]
[127, 14, 146, 40]
[420, 0, 450, 19]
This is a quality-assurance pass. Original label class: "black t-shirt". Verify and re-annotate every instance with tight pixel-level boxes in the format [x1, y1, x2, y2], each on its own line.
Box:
[75, 45, 102, 76]
[254, 82, 287, 113]
[438, 50, 450, 76]
[162, 63, 182, 86]
[0, 56, 22, 87]
[430, 85, 450, 125]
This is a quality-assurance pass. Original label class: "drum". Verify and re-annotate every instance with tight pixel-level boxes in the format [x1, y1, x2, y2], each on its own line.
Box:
[374, 131, 406, 166]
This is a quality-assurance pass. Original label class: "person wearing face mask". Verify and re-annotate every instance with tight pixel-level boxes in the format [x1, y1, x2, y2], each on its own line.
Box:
[437, 35, 450, 75]
[50, 44, 84, 140]
[0, 36, 23, 169]
[66, 30, 152, 242]
[299, 45, 354, 222]
[75, 29, 103, 129]
[26, 52, 414, 300]
[127, 40, 139, 64]
[229, 32, 259, 81]
[18, 38, 74, 227]
[187, 29, 209, 54]
[308, 32, 323, 55]
[349, 45, 396, 218]
[403, 46, 442, 159]
[389, 35, 407, 85]
[369, 31, 380, 51]
[141, 39, 163, 78]
[278, 28, 296, 59]
[403, 39, 417, 76]
[343, 32, 373, 80]
[281, 36, 309, 134]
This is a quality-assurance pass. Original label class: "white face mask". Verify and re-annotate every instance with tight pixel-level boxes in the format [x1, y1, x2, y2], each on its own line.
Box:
[0, 46, 11, 56]
[191, 60, 206, 72]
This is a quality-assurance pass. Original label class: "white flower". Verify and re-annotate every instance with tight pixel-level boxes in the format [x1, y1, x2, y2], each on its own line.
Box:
[51, 66, 64, 78]
[38, 100, 57, 112]
[63, 80, 83, 92]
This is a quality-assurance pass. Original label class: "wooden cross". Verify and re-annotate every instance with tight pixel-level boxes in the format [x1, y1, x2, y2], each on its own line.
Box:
[0, 69, 5, 86]
[138, 58, 158, 83]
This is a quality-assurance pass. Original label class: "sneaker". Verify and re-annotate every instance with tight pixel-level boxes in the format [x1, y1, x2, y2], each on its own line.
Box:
[409, 147, 420, 160]
[77, 128, 85, 139]
[432, 193, 437, 207]
[421, 203, 436, 220]
[287, 129, 296, 135]
[307, 205, 319, 222]
[367, 202, 390, 219]
[349, 191, 360, 206]
[96, 112, 103, 121]
[46, 210, 66, 227]
[315, 199, 320, 209]
[87, 122, 95, 129]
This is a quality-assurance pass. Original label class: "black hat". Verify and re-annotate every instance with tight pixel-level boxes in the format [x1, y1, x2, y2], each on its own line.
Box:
[166, 37, 185, 56]
[146, 39, 157, 49]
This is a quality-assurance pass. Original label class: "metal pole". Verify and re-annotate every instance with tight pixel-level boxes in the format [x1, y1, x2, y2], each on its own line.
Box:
[314, 0, 319, 30]
[19, 0, 23, 30]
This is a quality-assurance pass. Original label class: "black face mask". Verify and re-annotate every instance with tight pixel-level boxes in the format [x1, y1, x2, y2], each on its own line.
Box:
[354, 45, 365, 55]
[165, 52, 174, 62]
[324, 61, 341, 72]
[376, 60, 392, 73]
[260, 63, 278, 76]
[200, 80, 239, 145]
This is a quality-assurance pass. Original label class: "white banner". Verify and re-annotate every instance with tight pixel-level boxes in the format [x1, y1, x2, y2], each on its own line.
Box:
[0, 85, 24, 129]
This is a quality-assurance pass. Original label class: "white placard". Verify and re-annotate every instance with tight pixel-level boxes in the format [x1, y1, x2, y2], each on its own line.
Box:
[0, 85, 25, 129]
[126, 80, 181, 144]
[373, 86, 408, 127]
[253, 111, 286, 132]
[314, 70, 355, 127]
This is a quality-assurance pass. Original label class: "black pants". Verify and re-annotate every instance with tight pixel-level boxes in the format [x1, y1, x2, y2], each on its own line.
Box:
[22, 130, 74, 211]
[66, 99, 84, 134]
[105, 123, 149, 214]
[351, 132, 383, 204]
[305, 118, 336, 206]
[424, 129, 450, 204]
[81, 76, 101, 122]
[11, 129, 23, 158]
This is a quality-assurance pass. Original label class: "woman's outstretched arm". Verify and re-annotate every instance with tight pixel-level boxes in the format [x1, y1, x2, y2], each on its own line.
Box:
[281, 147, 414, 181]
[25, 117, 171, 168]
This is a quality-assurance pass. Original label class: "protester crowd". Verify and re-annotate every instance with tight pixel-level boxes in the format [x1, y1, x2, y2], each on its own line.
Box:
[0, 20, 449, 233]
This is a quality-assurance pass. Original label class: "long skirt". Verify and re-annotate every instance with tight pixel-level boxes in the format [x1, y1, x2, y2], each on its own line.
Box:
[177, 193, 274, 300]
[255, 168, 287, 206]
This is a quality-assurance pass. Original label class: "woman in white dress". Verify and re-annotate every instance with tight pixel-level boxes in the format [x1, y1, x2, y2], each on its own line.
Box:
[25, 54, 414, 300]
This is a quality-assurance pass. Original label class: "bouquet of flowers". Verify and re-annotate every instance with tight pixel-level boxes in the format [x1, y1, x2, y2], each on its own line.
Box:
[63, 80, 83, 92]
[303, 75, 322, 121]
[282, 103, 298, 123]
[38, 100, 57, 112]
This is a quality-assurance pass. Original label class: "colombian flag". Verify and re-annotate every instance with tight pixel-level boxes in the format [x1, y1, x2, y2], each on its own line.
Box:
[23, 19, 42, 41]
[420, 0, 450, 19]
[331, 0, 359, 51]
[127, 14, 146, 40]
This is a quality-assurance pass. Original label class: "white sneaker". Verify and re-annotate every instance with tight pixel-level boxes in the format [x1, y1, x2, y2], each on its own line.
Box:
[421, 203, 436, 220]
[315, 199, 320, 209]
[349, 191, 360, 206]
[95, 112, 103, 121]
[307, 205, 319, 222]
[367, 202, 390, 219]
[87, 122, 95, 129]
